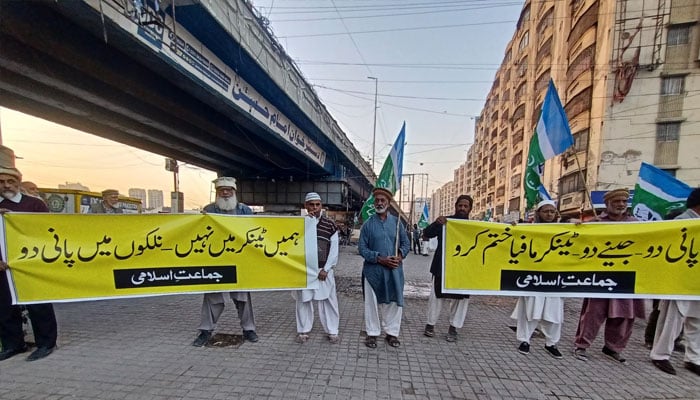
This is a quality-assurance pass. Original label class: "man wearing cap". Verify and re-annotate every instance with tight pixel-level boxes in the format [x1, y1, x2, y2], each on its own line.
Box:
[293, 192, 340, 344]
[0, 158, 58, 361]
[89, 189, 123, 213]
[511, 199, 564, 359]
[573, 188, 645, 363]
[358, 187, 410, 348]
[423, 194, 473, 343]
[650, 187, 700, 376]
[192, 176, 259, 346]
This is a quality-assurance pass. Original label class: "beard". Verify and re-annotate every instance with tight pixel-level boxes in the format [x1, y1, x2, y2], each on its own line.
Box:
[374, 204, 388, 214]
[216, 194, 238, 211]
[455, 210, 469, 219]
[2, 190, 17, 200]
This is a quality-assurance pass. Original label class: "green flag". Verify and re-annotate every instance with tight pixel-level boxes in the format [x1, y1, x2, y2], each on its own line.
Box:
[360, 123, 406, 221]
[417, 203, 429, 229]
[524, 80, 574, 209]
[631, 162, 691, 221]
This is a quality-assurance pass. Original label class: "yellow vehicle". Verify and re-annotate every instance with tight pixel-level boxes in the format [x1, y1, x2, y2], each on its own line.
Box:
[39, 188, 142, 214]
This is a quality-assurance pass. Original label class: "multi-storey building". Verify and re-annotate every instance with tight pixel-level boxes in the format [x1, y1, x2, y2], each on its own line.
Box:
[147, 189, 164, 210]
[435, 0, 700, 220]
[128, 188, 147, 208]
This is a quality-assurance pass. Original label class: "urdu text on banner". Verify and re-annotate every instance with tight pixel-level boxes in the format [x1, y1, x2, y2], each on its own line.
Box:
[442, 219, 700, 299]
[1, 214, 317, 304]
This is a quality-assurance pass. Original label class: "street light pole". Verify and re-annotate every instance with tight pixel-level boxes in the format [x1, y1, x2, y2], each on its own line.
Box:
[367, 76, 378, 172]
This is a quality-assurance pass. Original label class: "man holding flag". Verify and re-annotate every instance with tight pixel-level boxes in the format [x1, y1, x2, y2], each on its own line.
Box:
[524, 80, 575, 210]
[358, 123, 409, 349]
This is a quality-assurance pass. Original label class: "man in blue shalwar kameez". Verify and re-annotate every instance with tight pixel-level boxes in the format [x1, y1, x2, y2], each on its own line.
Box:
[358, 187, 410, 348]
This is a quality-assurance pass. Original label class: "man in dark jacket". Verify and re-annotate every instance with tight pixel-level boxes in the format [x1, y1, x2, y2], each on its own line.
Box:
[423, 194, 473, 342]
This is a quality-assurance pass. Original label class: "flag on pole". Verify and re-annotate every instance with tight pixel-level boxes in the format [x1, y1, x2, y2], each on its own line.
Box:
[417, 202, 429, 229]
[524, 80, 575, 209]
[360, 122, 406, 221]
[631, 162, 691, 221]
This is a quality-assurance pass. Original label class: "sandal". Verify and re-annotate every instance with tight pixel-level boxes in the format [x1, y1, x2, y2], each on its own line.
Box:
[365, 336, 377, 348]
[385, 335, 401, 348]
[295, 333, 309, 344]
[328, 335, 340, 344]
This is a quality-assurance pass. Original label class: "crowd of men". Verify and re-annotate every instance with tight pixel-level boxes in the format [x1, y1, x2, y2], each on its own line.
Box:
[1, 154, 698, 377]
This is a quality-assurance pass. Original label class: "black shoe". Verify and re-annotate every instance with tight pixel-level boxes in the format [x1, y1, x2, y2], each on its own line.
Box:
[243, 330, 258, 343]
[602, 346, 626, 364]
[544, 345, 563, 359]
[0, 345, 28, 361]
[424, 324, 435, 338]
[685, 361, 700, 376]
[26, 346, 54, 361]
[652, 359, 676, 375]
[446, 326, 458, 342]
[674, 341, 686, 352]
[518, 342, 530, 354]
[192, 330, 212, 347]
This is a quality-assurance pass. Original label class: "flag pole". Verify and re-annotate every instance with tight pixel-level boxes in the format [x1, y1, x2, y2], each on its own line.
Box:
[572, 152, 598, 219]
[394, 192, 401, 256]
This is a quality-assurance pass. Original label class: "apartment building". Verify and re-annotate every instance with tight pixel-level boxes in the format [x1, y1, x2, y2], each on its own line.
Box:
[434, 0, 700, 220]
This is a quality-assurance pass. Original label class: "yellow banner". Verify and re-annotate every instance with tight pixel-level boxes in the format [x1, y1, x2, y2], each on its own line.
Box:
[443, 219, 700, 299]
[1, 214, 317, 304]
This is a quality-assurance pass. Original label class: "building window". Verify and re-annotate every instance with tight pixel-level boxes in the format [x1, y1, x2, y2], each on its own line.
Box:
[511, 174, 521, 189]
[559, 172, 585, 195]
[667, 25, 690, 46]
[572, 129, 589, 152]
[661, 76, 684, 95]
[655, 123, 680, 165]
[511, 152, 523, 169]
[519, 31, 529, 51]
[657, 123, 680, 141]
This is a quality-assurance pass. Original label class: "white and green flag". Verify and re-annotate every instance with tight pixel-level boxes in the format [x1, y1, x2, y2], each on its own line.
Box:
[631, 162, 691, 221]
[360, 122, 406, 221]
[524, 80, 574, 209]
[417, 202, 429, 229]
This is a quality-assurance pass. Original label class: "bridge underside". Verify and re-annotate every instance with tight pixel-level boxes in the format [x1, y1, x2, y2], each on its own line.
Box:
[0, 2, 371, 210]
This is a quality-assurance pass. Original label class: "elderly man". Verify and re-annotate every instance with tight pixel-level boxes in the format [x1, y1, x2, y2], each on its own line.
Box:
[89, 189, 123, 213]
[423, 194, 473, 342]
[573, 188, 645, 363]
[192, 176, 258, 346]
[0, 165, 57, 361]
[650, 187, 700, 375]
[358, 187, 410, 348]
[20, 181, 41, 198]
[293, 192, 340, 344]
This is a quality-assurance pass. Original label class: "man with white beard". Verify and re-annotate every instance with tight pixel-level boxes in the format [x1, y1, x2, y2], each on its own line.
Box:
[192, 177, 258, 346]
[0, 147, 57, 362]
[293, 192, 340, 344]
[359, 187, 410, 349]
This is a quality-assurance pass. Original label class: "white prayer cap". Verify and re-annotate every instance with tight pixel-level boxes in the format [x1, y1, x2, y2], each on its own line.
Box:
[213, 176, 237, 190]
[536, 199, 556, 210]
[305, 192, 322, 202]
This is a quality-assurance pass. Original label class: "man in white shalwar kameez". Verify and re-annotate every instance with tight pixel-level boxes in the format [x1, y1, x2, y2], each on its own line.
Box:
[511, 200, 564, 358]
[650, 188, 700, 376]
[293, 192, 340, 344]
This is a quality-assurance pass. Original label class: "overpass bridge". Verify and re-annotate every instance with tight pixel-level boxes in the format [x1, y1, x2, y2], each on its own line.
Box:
[0, 0, 376, 213]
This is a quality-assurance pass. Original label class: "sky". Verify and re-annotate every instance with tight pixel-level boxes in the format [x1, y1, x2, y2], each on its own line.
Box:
[0, 0, 525, 208]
